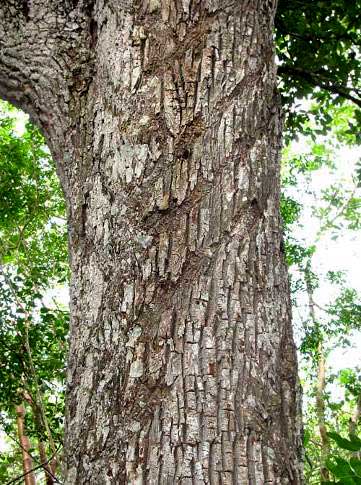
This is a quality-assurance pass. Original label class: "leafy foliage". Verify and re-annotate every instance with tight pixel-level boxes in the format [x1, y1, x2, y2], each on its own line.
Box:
[276, 0, 361, 141]
[323, 433, 361, 484]
[0, 101, 68, 481]
[281, 99, 361, 484]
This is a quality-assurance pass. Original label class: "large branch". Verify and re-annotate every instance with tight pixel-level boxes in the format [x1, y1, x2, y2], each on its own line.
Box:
[278, 64, 361, 108]
[0, 1, 93, 165]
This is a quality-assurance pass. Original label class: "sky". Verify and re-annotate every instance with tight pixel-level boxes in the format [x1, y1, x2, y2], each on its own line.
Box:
[285, 133, 361, 404]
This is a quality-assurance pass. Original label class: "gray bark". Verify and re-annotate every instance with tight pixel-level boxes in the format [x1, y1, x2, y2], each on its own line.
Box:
[0, 1, 303, 483]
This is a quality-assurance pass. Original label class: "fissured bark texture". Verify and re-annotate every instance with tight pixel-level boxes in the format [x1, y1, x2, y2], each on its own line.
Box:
[0, 1, 303, 483]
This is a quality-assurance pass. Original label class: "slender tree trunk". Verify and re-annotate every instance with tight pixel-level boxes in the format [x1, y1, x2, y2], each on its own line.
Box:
[37, 440, 56, 485]
[349, 391, 361, 459]
[349, 391, 361, 436]
[304, 264, 329, 481]
[315, 342, 330, 481]
[24, 391, 56, 484]
[15, 404, 36, 485]
[0, 1, 303, 483]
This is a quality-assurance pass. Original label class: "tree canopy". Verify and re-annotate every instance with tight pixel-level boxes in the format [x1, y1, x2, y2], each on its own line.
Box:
[276, 0, 361, 142]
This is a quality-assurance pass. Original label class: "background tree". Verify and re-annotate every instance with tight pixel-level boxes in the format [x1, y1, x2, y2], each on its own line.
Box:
[281, 102, 361, 484]
[0, 102, 68, 484]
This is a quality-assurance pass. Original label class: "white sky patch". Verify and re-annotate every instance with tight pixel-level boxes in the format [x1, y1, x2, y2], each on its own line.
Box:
[285, 134, 361, 407]
[13, 110, 28, 136]
[42, 285, 70, 312]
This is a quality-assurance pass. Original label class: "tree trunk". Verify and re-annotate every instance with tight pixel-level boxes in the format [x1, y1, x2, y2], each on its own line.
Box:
[349, 390, 361, 437]
[304, 264, 329, 481]
[37, 439, 56, 485]
[24, 391, 57, 484]
[315, 342, 330, 481]
[349, 390, 361, 459]
[15, 404, 36, 485]
[0, 1, 303, 483]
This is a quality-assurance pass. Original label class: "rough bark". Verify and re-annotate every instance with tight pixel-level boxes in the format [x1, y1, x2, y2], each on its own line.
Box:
[0, 1, 303, 483]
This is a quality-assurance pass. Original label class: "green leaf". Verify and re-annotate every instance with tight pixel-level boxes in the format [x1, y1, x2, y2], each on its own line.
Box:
[326, 456, 359, 484]
[328, 432, 361, 451]
[350, 458, 361, 478]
